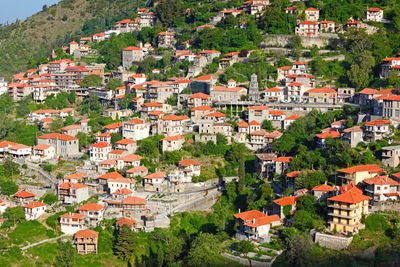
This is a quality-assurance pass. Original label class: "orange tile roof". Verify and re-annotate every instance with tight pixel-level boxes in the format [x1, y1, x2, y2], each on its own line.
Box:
[248, 120, 261, 126]
[364, 176, 399, 186]
[343, 126, 363, 133]
[204, 112, 226, 118]
[233, 210, 265, 220]
[179, 159, 201, 167]
[328, 188, 371, 204]
[306, 87, 336, 93]
[161, 114, 188, 121]
[9, 144, 30, 150]
[90, 142, 111, 148]
[286, 114, 300, 120]
[365, 120, 390, 126]
[312, 184, 336, 192]
[188, 93, 210, 99]
[75, 229, 99, 238]
[316, 131, 340, 139]
[238, 121, 249, 127]
[359, 88, 379, 95]
[191, 106, 214, 111]
[299, 20, 318, 25]
[115, 139, 136, 145]
[38, 133, 77, 141]
[264, 87, 283, 92]
[24, 201, 47, 209]
[244, 215, 283, 228]
[116, 217, 137, 227]
[143, 102, 162, 107]
[337, 164, 382, 174]
[60, 212, 85, 219]
[126, 165, 148, 173]
[103, 122, 122, 129]
[122, 196, 147, 205]
[97, 172, 123, 180]
[123, 46, 142, 51]
[193, 75, 216, 81]
[64, 172, 86, 180]
[286, 171, 301, 178]
[13, 191, 35, 198]
[248, 105, 269, 110]
[0, 141, 18, 148]
[273, 157, 292, 163]
[117, 154, 143, 162]
[112, 188, 133, 195]
[78, 203, 104, 211]
[126, 119, 145, 124]
[273, 196, 298, 206]
[144, 171, 165, 179]
[162, 135, 185, 141]
[149, 111, 165, 116]
[269, 110, 286, 116]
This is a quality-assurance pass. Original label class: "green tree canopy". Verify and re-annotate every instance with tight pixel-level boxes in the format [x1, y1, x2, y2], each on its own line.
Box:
[80, 74, 102, 88]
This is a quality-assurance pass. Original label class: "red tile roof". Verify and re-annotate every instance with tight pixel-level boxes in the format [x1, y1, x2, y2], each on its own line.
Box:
[97, 172, 123, 180]
[306, 87, 336, 93]
[269, 110, 286, 116]
[60, 212, 85, 219]
[191, 106, 214, 111]
[13, 191, 35, 198]
[75, 229, 99, 238]
[111, 188, 133, 195]
[123, 46, 142, 51]
[90, 142, 111, 148]
[286, 114, 300, 120]
[337, 164, 382, 174]
[78, 203, 104, 211]
[273, 157, 292, 163]
[286, 171, 301, 178]
[249, 120, 261, 126]
[312, 184, 336, 192]
[204, 112, 226, 118]
[365, 120, 390, 126]
[64, 172, 86, 180]
[38, 133, 77, 141]
[126, 165, 148, 173]
[179, 159, 201, 167]
[193, 75, 216, 81]
[273, 196, 298, 206]
[24, 201, 47, 209]
[244, 215, 282, 228]
[316, 131, 340, 139]
[144, 171, 165, 179]
[328, 188, 371, 204]
[117, 154, 143, 162]
[248, 105, 269, 110]
[123, 196, 147, 205]
[238, 121, 249, 128]
[115, 139, 136, 145]
[233, 210, 265, 221]
[116, 217, 137, 227]
[188, 93, 210, 99]
[364, 176, 399, 186]
[162, 135, 185, 141]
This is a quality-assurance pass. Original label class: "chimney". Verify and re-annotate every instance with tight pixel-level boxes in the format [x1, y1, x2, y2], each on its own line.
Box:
[253, 218, 256, 223]
[238, 208, 241, 213]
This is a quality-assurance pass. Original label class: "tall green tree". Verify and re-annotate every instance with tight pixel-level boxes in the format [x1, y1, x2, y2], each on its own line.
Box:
[187, 233, 221, 267]
[238, 154, 245, 191]
[55, 240, 76, 267]
[80, 74, 102, 88]
[113, 225, 135, 262]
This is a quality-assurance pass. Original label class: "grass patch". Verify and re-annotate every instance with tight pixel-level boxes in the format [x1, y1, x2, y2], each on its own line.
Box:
[7, 220, 49, 246]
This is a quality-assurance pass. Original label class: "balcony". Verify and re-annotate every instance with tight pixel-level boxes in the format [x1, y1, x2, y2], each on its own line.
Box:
[327, 204, 357, 211]
[328, 212, 358, 219]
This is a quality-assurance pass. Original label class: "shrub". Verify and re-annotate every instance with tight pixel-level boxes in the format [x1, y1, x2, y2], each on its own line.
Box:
[365, 214, 389, 231]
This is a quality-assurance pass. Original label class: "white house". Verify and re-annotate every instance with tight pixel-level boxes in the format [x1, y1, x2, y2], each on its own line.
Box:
[24, 202, 47, 220]
[78, 203, 105, 226]
[122, 119, 150, 141]
[60, 212, 87, 235]
[90, 142, 112, 162]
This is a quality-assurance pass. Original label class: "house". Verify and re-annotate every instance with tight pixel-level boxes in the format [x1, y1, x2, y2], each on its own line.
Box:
[107, 177, 136, 194]
[58, 182, 90, 205]
[191, 75, 217, 94]
[143, 171, 166, 192]
[337, 164, 382, 185]
[178, 159, 201, 177]
[363, 176, 400, 201]
[60, 212, 86, 235]
[157, 115, 188, 136]
[381, 145, 400, 168]
[233, 210, 282, 243]
[305, 7, 319, 21]
[13, 191, 35, 205]
[363, 120, 391, 143]
[0, 140, 18, 156]
[74, 229, 99, 255]
[187, 93, 212, 108]
[341, 126, 363, 148]
[247, 105, 269, 124]
[320, 20, 335, 32]
[381, 95, 400, 119]
[122, 119, 150, 141]
[126, 166, 149, 178]
[328, 187, 370, 233]
[115, 139, 137, 153]
[95, 131, 112, 144]
[295, 21, 319, 37]
[285, 6, 296, 15]
[96, 171, 123, 191]
[273, 196, 297, 219]
[128, 73, 147, 85]
[23, 202, 47, 220]
[161, 135, 185, 152]
[312, 184, 336, 201]
[210, 85, 247, 102]
[255, 153, 277, 179]
[90, 142, 112, 162]
[103, 122, 123, 133]
[282, 114, 300, 130]
[273, 157, 292, 176]
[315, 131, 340, 148]
[366, 8, 383, 22]
[148, 81, 174, 103]
[380, 57, 400, 78]
[158, 31, 175, 48]
[116, 217, 137, 231]
[304, 87, 337, 103]
[37, 133, 79, 158]
[191, 106, 215, 122]
[8, 144, 31, 158]
[263, 87, 284, 102]
[63, 172, 86, 183]
[249, 130, 282, 150]
[110, 188, 134, 201]
[78, 203, 105, 226]
[116, 154, 142, 170]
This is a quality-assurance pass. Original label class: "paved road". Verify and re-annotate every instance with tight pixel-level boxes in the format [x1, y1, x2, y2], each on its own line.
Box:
[21, 234, 68, 251]
[13, 159, 58, 185]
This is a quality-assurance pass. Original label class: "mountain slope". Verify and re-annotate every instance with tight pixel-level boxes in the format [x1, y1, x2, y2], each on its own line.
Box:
[0, 0, 148, 79]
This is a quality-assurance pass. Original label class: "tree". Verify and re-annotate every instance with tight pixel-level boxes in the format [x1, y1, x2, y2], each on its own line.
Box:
[80, 74, 102, 88]
[285, 232, 312, 266]
[296, 194, 318, 215]
[156, 0, 184, 27]
[166, 95, 178, 106]
[106, 78, 123, 91]
[259, 181, 274, 201]
[235, 240, 255, 255]
[111, 133, 122, 144]
[187, 233, 221, 267]
[293, 210, 314, 231]
[3, 206, 25, 224]
[295, 170, 327, 190]
[113, 225, 135, 262]
[262, 120, 274, 132]
[64, 115, 74, 126]
[68, 91, 76, 104]
[55, 240, 76, 267]
[50, 116, 64, 132]
[0, 180, 18, 195]
[41, 193, 58, 205]
[238, 154, 245, 191]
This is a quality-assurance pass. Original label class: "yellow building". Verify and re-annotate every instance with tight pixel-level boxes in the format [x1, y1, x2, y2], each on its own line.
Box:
[337, 164, 382, 185]
[328, 188, 371, 233]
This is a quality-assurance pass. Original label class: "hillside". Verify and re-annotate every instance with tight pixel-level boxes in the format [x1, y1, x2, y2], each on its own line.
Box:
[0, 0, 148, 79]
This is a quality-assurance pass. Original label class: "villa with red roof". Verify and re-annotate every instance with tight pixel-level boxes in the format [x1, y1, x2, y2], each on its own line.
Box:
[143, 171, 166, 192]
[337, 164, 382, 185]
[233, 210, 282, 243]
[158, 31, 175, 48]
[191, 75, 217, 94]
[122, 46, 144, 70]
[37, 133, 79, 158]
[24, 202, 47, 220]
[157, 114, 189, 136]
[126, 165, 149, 178]
[315, 131, 340, 148]
[13, 190, 35, 205]
[295, 21, 319, 37]
[161, 134, 185, 152]
[114, 139, 137, 154]
[247, 105, 269, 124]
[107, 177, 136, 194]
[60, 212, 87, 235]
[191, 105, 215, 122]
[187, 93, 212, 108]
[273, 156, 292, 175]
[364, 119, 391, 143]
[366, 7, 383, 22]
[264, 87, 284, 102]
[89, 142, 112, 162]
[305, 7, 319, 21]
[122, 119, 150, 141]
[328, 187, 371, 233]
[363, 176, 400, 201]
[78, 203, 105, 226]
[58, 182, 90, 205]
[305, 87, 337, 103]
[312, 183, 337, 201]
[273, 196, 298, 218]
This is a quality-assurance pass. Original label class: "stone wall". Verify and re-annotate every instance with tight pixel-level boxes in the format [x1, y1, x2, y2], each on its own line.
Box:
[262, 33, 339, 48]
[314, 232, 353, 250]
